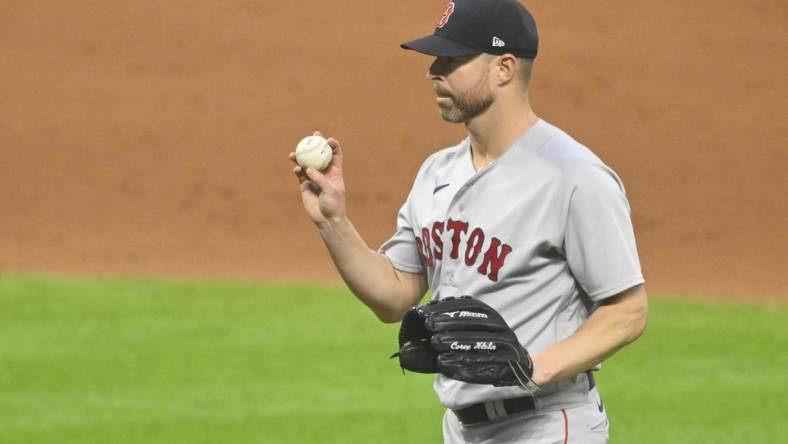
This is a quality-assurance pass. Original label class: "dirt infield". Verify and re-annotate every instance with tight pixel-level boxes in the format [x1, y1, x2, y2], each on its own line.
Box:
[1, 0, 786, 298]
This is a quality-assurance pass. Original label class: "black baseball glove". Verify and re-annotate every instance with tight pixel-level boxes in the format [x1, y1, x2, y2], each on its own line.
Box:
[391, 296, 535, 388]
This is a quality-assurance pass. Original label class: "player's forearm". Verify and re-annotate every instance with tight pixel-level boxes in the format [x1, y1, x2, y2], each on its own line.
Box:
[317, 216, 425, 323]
[531, 285, 648, 386]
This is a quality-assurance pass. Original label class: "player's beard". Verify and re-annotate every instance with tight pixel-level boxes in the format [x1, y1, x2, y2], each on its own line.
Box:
[437, 71, 493, 123]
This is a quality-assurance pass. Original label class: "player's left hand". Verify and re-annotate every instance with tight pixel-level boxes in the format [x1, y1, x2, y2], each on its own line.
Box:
[392, 296, 537, 390]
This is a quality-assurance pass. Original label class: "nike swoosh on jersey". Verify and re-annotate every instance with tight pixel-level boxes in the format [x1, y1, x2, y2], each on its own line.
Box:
[433, 183, 450, 194]
[597, 400, 604, 412]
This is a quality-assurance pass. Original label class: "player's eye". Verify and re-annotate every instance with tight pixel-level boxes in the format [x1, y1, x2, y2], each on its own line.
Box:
[431, 56, 475, 76]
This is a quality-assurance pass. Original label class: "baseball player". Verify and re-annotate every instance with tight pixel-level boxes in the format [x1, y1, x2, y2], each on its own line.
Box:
[289, 0, 648, 442]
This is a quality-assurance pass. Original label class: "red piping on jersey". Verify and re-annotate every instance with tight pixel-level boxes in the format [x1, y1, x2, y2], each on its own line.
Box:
[562, 408, 569, 444]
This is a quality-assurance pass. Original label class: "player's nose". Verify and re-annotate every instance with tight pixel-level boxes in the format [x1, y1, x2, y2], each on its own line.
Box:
[427, 58, 444, 79]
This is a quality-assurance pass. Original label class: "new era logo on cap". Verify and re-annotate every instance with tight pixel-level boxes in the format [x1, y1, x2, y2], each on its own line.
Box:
[401, 0, 539, 59]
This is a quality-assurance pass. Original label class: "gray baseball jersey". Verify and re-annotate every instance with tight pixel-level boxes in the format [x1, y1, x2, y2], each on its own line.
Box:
[380, 119, 644, 410]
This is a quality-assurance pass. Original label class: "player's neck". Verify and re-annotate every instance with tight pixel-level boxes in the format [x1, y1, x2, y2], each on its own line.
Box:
[466, 100, 538, 171]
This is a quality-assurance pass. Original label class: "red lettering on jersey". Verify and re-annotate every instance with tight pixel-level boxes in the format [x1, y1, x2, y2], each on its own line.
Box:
[415, 236, 433, 267]
[464, 228, 485, 266]
[431, 221, 445, 260]
[436, 1, 455, 29]
[478, 237, 513, 282]
[446, 219, 469, 259]
[421, 227, 434, 266]
[415, 236, 426, 265]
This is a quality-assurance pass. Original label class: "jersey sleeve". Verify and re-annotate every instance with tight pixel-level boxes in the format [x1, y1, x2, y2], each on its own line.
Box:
[564, 164, 644, 301]
[378, 195, 426, 274]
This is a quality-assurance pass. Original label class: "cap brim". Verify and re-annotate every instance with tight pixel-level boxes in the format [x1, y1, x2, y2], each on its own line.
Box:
[400, 34, 482, 57]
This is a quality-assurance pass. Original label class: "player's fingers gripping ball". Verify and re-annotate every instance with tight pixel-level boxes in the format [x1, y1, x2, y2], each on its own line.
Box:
[295, 135, 333, 171]
[392, 296, 535, 389]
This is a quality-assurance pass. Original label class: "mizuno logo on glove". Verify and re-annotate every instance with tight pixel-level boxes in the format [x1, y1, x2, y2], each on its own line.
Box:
[444, 310, 488, 319]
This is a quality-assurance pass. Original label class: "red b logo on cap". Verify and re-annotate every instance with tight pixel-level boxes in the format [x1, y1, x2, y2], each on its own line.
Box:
[436, 1, 455, 28]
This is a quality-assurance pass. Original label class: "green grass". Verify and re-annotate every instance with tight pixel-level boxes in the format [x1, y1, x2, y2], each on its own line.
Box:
[598, 296, 788, 443]
[1, 274, 786, 443]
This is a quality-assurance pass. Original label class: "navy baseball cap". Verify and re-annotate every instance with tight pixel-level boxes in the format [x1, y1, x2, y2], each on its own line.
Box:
[401, 0, 538, 59]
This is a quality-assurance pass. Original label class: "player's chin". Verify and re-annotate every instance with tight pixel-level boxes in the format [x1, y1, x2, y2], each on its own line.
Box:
[434, 99, 458, 120]
[438, 107, 466, 123]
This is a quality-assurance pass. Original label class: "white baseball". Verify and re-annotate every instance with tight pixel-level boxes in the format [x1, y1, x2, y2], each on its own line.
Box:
[295, 135, 333, 171]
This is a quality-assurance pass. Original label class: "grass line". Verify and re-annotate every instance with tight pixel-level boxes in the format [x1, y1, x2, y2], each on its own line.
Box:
[1, 274, 785, 443]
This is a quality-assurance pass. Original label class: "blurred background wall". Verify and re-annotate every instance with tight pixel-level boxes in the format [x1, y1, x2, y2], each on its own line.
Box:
[1, 0, 786, 297]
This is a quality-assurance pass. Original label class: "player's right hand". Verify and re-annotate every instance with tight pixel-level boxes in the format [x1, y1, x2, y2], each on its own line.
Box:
[289, 131, 347, 227]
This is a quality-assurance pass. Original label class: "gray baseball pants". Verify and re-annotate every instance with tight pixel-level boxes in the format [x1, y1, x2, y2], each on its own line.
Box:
[442, 388, 609, 444]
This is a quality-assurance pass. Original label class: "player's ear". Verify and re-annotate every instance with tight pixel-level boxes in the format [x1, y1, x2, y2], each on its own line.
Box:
[493, 54, 518, 86]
